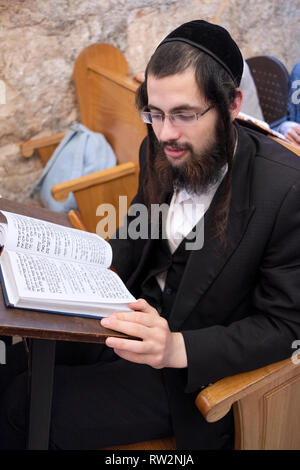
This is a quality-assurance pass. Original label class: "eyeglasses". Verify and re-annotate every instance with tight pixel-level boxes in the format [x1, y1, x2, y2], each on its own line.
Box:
[140, 105, 214, 127]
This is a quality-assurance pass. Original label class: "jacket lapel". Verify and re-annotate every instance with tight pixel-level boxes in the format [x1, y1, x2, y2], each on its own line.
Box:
[169, 124, 257, 329]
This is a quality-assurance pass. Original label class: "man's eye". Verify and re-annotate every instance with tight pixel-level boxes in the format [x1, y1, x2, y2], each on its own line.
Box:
[175, 113, 195, 121]
[151, 114, 164, 121]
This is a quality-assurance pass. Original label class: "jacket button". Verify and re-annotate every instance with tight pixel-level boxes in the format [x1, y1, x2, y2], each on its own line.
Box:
[165, 287, 173, 295]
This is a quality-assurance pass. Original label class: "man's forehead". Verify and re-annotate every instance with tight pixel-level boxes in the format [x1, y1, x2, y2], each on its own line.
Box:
[146, 70, 206, 109]
[147, 68, 197, 87]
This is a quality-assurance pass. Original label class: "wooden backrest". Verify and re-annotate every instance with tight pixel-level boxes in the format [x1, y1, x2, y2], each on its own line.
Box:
[21, 44, 147, 234]
[73, 43, 146, 165]
[64, 43, 146, 233]
[21, 44, 146, 166]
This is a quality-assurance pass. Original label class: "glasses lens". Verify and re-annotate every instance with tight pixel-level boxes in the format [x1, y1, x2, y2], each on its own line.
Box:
[172, 113, 197, 125]
[141, 112, 165, 125]
[141, 112, 151, 124]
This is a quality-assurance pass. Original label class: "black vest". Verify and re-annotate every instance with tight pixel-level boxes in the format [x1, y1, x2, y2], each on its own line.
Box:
[138, 236, 191, 319]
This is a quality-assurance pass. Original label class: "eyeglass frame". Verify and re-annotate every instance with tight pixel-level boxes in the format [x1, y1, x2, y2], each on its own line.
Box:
[140, 104, 214, 127]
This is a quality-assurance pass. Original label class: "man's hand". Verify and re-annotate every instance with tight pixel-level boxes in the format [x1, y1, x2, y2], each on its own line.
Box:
[100, 298, 187, 369]
[279, 121, 300, 146]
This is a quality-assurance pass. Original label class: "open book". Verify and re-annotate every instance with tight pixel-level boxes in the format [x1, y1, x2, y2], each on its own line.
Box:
[0, 211, 135, 319]
[237, 112, 286, 140]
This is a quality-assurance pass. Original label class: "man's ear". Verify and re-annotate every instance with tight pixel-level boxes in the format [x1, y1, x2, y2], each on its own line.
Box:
[229, 88, 243, 121]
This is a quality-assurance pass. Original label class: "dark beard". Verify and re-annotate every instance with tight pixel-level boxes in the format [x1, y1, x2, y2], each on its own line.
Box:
[153, 119, 231, 196]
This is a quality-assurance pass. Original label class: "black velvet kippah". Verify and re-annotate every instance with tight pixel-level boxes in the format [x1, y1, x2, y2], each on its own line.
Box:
[157, 20, 244, 86]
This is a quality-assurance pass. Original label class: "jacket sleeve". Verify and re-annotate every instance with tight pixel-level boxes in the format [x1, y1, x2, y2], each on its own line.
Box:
[182, 178, 300, 393]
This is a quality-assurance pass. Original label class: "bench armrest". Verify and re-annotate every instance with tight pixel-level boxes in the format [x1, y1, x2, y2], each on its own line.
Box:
[195, 355, 299, 422]
[20, 132, 67, 158]
[51, 162, 138, 202]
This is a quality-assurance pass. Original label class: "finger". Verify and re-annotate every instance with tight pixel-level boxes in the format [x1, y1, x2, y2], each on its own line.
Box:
[287, 135, 300, 145]
[106, 310, 157, 326]
[101, 317, 149, 338]
[106, 336, 149, 353]
[293, 133, 300, 144]
[287, 129, 300, 145]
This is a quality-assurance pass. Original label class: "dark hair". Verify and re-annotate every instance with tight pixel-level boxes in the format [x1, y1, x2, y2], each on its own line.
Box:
[136, 42, 239, 247]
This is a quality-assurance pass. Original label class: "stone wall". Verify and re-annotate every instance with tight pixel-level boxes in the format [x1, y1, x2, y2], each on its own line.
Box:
[0, 0, 299, 203]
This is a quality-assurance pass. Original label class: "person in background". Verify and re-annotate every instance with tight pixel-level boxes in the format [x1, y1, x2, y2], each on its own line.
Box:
[273, 60, 300, 146]
[239, 60, 264, 120]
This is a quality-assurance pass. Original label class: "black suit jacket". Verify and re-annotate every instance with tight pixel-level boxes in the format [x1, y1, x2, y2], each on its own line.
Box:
[110, 123, 300, 449]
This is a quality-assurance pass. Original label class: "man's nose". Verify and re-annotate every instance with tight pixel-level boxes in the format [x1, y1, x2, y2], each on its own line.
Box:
[156, 117, 181, 142]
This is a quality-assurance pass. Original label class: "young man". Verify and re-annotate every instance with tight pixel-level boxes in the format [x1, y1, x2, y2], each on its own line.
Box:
[1, 20, 300, 450]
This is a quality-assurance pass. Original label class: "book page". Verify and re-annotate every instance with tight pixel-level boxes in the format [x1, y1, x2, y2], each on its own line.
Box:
[0, 211, 112, 267]
[6, 250, 135, 304]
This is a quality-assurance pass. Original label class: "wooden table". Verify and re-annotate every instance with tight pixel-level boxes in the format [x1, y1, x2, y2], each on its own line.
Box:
[0, 198, 126, 450]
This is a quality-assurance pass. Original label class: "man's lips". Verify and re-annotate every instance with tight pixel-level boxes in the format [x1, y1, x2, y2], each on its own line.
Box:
[164, 145, 189, 159]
